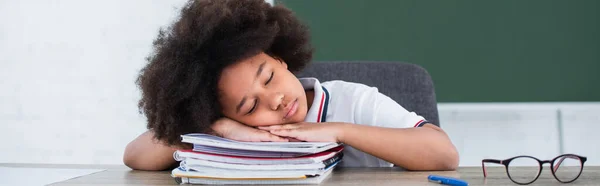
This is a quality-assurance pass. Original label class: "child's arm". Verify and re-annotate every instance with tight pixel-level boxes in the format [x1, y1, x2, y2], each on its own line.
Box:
[123, 130, 180, 171]
[339, 123, 458, 171]
[263, 122, 458, 171]
[342, 123, 458, 171]
[123, 118, 290, 170]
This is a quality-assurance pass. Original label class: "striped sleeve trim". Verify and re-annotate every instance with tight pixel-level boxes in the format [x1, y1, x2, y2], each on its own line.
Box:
[413, 120, 428, 128]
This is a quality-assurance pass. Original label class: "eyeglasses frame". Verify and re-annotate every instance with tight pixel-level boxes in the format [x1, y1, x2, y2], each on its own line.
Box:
[482, 154, 587, 185]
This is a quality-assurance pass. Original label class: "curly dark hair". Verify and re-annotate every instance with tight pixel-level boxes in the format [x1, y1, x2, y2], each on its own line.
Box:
[136, 0, 313, 146]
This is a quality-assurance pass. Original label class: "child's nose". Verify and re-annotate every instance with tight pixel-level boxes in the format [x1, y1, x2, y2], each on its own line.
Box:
[269, 92, 284, 111]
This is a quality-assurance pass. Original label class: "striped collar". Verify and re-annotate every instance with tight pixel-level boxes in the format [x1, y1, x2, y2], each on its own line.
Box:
[299, 78, 330, 123]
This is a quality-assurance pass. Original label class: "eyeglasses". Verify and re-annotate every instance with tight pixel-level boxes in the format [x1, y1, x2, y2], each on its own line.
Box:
[482, 154, 587, 185]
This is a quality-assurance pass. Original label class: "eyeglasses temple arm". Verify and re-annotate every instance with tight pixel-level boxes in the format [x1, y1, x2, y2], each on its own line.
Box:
[482, 159, 502, 178]
[553, 155, 585, 172]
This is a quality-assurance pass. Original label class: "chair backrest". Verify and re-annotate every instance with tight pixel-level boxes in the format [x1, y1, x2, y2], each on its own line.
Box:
[295, 61, 440, 126]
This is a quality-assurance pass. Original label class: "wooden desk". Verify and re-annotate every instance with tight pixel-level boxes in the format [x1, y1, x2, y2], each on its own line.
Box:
[2, 164, 599, 186]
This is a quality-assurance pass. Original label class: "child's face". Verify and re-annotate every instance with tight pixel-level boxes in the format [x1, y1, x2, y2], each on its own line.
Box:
[218, 52, 309, 127]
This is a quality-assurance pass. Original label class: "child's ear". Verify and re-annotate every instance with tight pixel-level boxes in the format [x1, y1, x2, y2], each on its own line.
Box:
[281, 61, 288, 69]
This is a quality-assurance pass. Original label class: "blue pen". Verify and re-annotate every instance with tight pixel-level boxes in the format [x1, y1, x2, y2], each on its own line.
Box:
[428, 175, 468, 186]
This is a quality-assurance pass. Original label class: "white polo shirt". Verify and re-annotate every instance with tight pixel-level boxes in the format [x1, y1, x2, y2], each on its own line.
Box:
[300, 77, 428, 167]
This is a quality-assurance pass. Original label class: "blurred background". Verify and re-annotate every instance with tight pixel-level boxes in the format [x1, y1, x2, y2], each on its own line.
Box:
[1, 0, 598, 167]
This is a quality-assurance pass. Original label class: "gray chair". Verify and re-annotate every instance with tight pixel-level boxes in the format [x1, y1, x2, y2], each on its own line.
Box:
[295, 61, 440, 126]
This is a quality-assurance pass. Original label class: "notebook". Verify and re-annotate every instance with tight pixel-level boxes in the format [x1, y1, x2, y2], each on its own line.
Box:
[172, 162, 336, 185]
[174, 146, 344, 165]
[190, 145, 309, 158]
[175, 158, 341, 179]
[181, 133, 341, 156]
[180, 152, 343, 171]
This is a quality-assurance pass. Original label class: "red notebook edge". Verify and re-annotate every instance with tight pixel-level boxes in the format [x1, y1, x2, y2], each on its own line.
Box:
[177, 145, 344, 160]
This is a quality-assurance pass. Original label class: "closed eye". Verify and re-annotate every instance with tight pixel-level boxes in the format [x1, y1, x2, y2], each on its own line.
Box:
[265, 72, 273, 85]
[247, 100, 258, 115]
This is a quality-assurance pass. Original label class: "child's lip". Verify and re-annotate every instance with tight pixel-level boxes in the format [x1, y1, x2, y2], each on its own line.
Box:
[283, 99, 298, 119]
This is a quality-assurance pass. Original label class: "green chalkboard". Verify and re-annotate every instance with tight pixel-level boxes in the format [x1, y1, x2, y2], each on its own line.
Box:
[278, 0, 600, 102]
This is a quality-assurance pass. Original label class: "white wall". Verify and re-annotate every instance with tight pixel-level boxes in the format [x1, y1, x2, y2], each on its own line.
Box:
[0, 0, 189, 164]
[1, 1, 598, 167]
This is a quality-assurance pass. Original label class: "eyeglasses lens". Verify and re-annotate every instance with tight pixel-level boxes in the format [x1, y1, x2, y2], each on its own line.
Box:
[507, 157, 540, 184]
[553, 155, 583, 182]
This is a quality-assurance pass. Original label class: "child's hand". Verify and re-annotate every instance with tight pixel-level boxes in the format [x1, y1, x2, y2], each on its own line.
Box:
[211, 118, 289, 142]
[258, 122, 347, 142]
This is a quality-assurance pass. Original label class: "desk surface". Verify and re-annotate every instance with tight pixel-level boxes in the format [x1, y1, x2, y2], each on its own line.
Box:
[2, 164, 599, 186]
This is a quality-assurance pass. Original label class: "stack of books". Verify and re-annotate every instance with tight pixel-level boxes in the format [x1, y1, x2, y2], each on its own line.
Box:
[171, 133, 344, 185]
